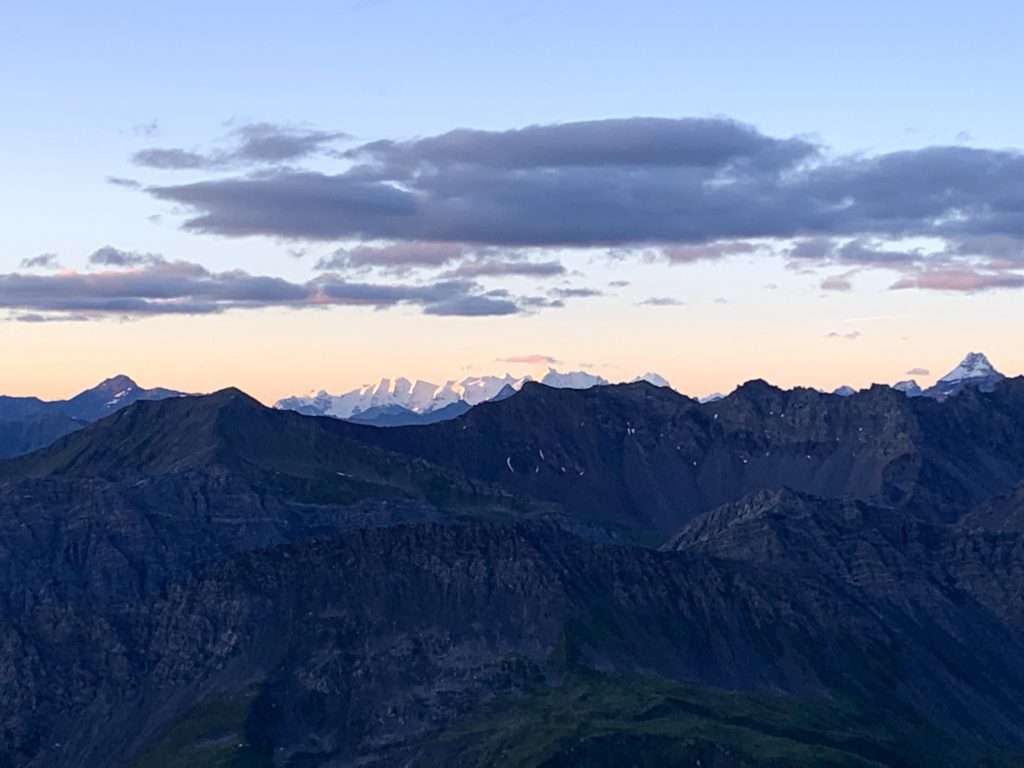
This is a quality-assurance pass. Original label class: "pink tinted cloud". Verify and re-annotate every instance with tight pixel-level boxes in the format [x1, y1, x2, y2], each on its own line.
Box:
[891, 269, 1024, 292]
[497, 354, 560, 365]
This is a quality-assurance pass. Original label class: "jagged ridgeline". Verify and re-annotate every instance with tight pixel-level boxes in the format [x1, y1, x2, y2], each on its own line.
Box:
[3, 369, 1024, 766]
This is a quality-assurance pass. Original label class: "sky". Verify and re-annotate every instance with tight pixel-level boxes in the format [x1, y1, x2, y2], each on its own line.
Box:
[2, 0, 1023, 403]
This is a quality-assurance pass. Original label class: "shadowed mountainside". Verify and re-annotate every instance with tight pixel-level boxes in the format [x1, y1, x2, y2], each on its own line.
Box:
[3, 383, 1024, 766]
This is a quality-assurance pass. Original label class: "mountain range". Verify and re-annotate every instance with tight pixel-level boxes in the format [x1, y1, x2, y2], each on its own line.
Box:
[0, 354, 1009, 460]
[273, 353, 1007, 426]
[0, 375, 186, 459]
[2, 358, 1024, 765]
[274, 368, 617, 422]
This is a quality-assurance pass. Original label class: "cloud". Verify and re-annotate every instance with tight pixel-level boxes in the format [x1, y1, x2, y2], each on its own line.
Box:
[661, 240, 761, 265]
[497, 354, 560, 365]
[549, 286, 602, 299]
[133, 120, 160, 138]
[444, 258, 566, 279]
[316, 242, 465, 272]
[608, 279, 630, 287]
[131, 116, 1024, 291]
[637, 296, 684, 306]
[144, 117, 1023, 248]
[88, 245, 163, 267]
[825, 331, 862, 340]
[20, 253, 61, 270]
[133, 122, 348, 170]
[906, 367, 930, 376]
[8, 312, 90, 323]
[0, 253, 563, 320]
[133, 148, 209, 169]
[788, 238, 923, 269]
[890, 269, 1024, 292]
[820, 270, 856, 291]
[106, 176, 142, 189]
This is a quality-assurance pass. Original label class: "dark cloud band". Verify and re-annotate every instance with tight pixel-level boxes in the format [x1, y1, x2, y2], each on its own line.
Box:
[1, 256, 572, 320]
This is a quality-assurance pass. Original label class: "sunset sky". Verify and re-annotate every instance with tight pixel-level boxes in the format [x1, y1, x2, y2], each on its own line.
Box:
[3, 1, 1023, 403]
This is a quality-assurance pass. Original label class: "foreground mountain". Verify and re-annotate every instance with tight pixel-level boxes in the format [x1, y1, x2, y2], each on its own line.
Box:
[355, 376, 1024, 534]
[0, 375, 186, 459]
[4, 380, 1024, 765]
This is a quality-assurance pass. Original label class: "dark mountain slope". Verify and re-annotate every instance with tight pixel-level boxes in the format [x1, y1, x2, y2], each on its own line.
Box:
[346, 400, 472, 426]
[355, 377, 1024, 535]
[0, 391, 574, 620]
[961, 482, 1024, 533]
[10, 522, 1024, 768]
[4, 386, 1024, 765]
[0, 375, 187, 460]
[0, 411, 84, 459]
[3, 388, 474, 489]
[665, 487, 1024, 630]
[0, 395, 48, 421]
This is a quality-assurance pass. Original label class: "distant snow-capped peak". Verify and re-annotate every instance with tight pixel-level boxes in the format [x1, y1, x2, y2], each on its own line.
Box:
[274, 367, 676, 419]
[832, 385, 857, 397]
[632, 372, 671, 388]
[938, 352, 1001, 383]
[276, 374, 531, 419]
[539, 368, 609, 389]
[894, 380, 923, 397]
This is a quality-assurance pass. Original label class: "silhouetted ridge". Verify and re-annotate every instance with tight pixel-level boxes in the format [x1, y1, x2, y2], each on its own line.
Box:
[0, 389, 266, 477]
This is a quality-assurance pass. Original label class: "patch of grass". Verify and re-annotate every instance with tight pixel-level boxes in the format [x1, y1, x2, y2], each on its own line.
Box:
[130, 689, 273, 768]
[417, 670, 1022, 768]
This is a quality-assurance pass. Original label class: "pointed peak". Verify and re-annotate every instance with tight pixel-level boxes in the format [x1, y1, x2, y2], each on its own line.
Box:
[938, 352, 1002, 383]
[632, 372, 671, 388]
[894, 380, 923, 397]
[93, 374, 138, 391]
[204, 387, 265, 409]
[733, 378, 780, 396]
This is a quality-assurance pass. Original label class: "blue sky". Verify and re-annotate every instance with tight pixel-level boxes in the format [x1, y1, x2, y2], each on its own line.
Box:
[2, 1, 1023, 401]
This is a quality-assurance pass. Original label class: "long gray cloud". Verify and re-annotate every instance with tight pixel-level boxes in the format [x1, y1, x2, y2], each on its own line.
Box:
[1, 255, 565, 320]
[145, 118, 1024, 248]
[131, 116, 1024, 292]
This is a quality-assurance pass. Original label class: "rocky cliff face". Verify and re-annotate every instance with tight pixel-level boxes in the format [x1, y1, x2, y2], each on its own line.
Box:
[12, 522, 1024, 767]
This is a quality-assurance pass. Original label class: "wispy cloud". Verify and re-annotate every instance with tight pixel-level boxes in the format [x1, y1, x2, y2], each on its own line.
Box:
[906, 367, 930, 376]
[637, 296, 684, 306]
[133, 122, 348, 170]
[106, 176, 142, 189]
[550, 286, 602, 299]
[825, 330, 862, 341]
[820, 271, 856, 291]
[890, 269, 1024, 292]
[497, 354, 560, 365]
[20, 253, 61, 270]
[444, 258, 566, 279]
